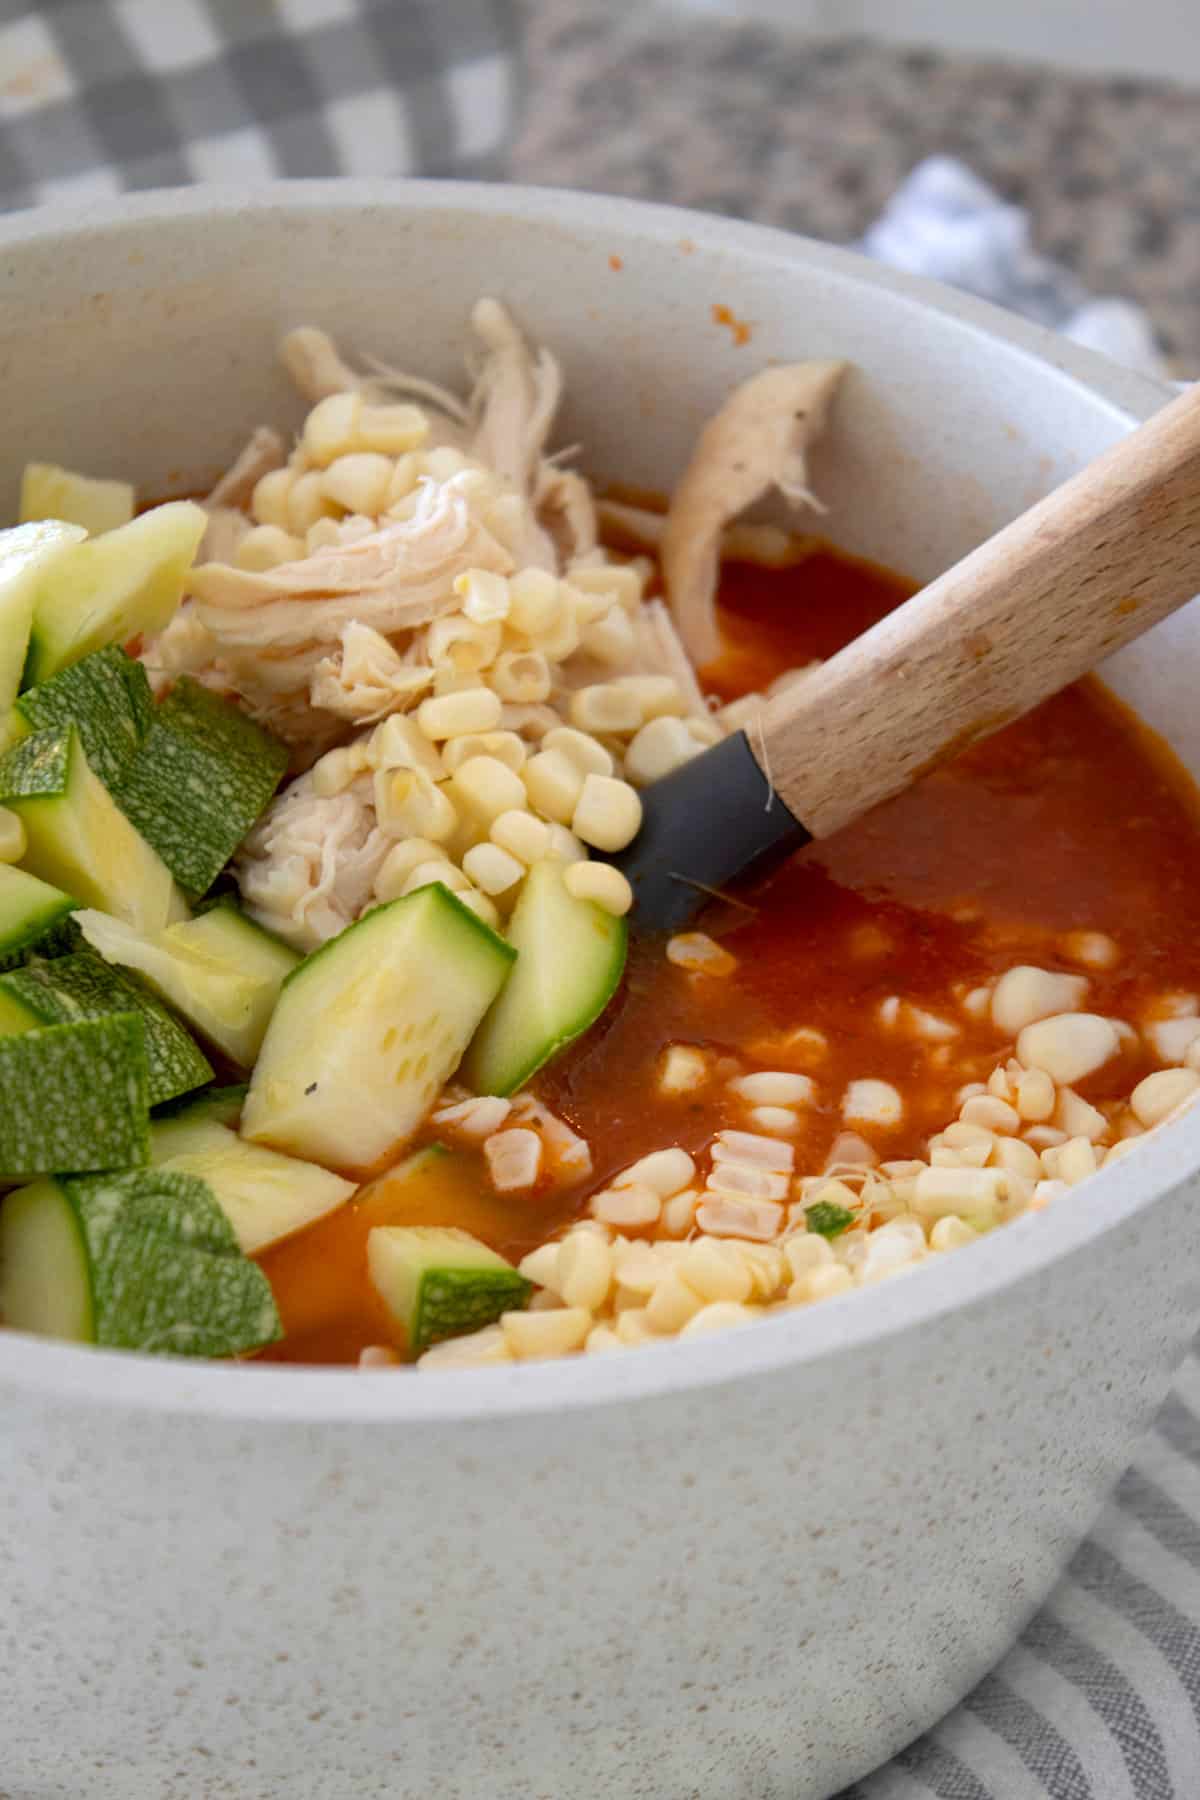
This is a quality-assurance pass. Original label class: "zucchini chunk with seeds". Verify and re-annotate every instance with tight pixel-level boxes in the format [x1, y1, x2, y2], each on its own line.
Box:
[19, 462, 135, 536]
[0, 1167, 281, 1357]
[116, 677, 288, 898]
[463, 858, 627, 1097]
[0, 950, 212, 1107]
[76, 901, 297, 1069]
[242, 882, 515, 1173]
[368, 1225, 532, 1353]
[0, 726, 187, 933]
[23, 500, 206, 687]
[0, 862, 77, 969]
[0, 1012, 149, 1177]
[150, 1112, 354, 1255]
[13, 644, 153, 793]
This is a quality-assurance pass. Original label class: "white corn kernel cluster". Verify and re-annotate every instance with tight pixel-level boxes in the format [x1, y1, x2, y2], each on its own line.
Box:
[248, 387, 732, 931]
[418, 964, 1200, 1370]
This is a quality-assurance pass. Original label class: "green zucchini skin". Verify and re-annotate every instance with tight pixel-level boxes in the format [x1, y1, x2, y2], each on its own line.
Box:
[0, 863, 77, 970]
[242, 883, 515, 1173]
[23, 501, 206, 688]
[0, 725, 186, 934]
[462, 859, 627, 1097]
[0, 950, 212, 1107]
[368, 1223, 532, 1353]
[0, 1167, 281, 1357]
[116, 678, 288, 900]
[14, 644, 152, 794]
[0, 1011, 149, 1177]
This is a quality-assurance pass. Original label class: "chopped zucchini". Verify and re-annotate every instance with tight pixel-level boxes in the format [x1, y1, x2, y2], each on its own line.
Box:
[0, 950, 212, 1107]
[116, 677, 288, 897]
[0, 862, 77, 967]
[242, 883, 516, 1173]
[150, 1115, 354, 1254]
[24, 500, 206, 687]
[152, 1083, 247, 1130]
[76, 901, 296, 1068]
[0, 1012, 148, 1176]
[368, 1224, 531, 1353]
[0, 726, 187, 933]
[13, 645, 153, 793]
[0, 521, 86, 723]
[0, 1167, 281, 1357]
[19, 462, 135, 536]
[462, 859, 627, 1097]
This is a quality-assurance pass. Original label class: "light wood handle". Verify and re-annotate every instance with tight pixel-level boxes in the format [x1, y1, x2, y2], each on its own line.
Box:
[759, 381, 1200, 839]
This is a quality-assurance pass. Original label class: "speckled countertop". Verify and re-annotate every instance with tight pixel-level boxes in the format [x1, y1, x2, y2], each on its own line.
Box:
[510, 1, 1200, 369]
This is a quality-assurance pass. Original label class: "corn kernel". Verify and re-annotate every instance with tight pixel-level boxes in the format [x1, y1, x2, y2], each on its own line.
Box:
[373, 838, 450, 902]
[401, 860, 471, 898]
[522, 748, 585, 824]
[449, 755, 528, 825]
[624, 716, 700, 786]
[590, 1184, 661, 1228]
[500, 1307, 591, 1360]
[542, 726, 614, 778]
[250, 468, 298, 533]
[567, 561, 644, 612]
[557, 1231, 613, 1311]
[572, 774, 642, 853]
[358, 402, 430, 455]
[305, 517, 341, 553]
[457, 887, 501, 929]
[563, 860, 633, 917]
[580, 605, 637, 666]
[417, 688, 503, 740]
[441, 731, 526, 775]
[490, 810, 551, 865]
[490, 650, 552, 704]
[301, 391, 363, 467]
[373, 768, 457, 841]
[462, 841, 525, 897]
[454, 568, 510, 624]
[321, 452, 392, 516]
[569, 684, 643, 735]
[614, 675, 685, 722]
[311, 744, 367, 796]
[507, 568, 561, 637]
[545, 823, 587, 864]
[235, 523, 306, 571]
[286, 469, 338, 534]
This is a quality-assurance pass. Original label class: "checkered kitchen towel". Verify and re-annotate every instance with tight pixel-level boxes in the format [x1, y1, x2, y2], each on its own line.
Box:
[2, 6, 1200, 1796]
[0, 0, 517, 206]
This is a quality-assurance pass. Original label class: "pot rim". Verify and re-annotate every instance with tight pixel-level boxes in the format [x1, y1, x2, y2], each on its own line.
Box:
[0, 179, 1184, 1425]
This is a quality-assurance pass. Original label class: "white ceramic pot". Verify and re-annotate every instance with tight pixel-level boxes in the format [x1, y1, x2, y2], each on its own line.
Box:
[0, 185, 1195, 1800]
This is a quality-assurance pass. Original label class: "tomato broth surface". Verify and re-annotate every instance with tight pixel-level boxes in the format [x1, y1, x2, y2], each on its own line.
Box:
[260, 544, 1200, 1363]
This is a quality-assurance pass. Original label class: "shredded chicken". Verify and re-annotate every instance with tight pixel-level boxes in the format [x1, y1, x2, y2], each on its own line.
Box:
[196, 505, 251, 570]
[661, 361, 848, 665]
[169, 475, 513, 744]
[236, 771, 390, 951]
[633, 599, 710, 721]
[309, 622, 434, 724]
[598, 498, 803, 570]
[205, 427, 285, 511]
[172, 303, 853, 943]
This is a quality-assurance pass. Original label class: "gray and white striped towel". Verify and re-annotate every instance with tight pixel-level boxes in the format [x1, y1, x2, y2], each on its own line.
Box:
[0, 6, 1195, 1793]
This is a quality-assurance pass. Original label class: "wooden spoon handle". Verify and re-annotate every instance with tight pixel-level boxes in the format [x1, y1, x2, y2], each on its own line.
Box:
[759, 381, 1200, 839]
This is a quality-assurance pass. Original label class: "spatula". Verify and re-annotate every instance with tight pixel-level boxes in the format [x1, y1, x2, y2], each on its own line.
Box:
[614, 380, 1200, 930]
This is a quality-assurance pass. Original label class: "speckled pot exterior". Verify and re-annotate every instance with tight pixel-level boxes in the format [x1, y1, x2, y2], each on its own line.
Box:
[0, 186, 1195, 1800]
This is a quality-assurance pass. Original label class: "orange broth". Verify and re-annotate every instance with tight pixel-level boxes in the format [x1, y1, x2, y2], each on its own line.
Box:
[259, 544, 1200, 1363]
